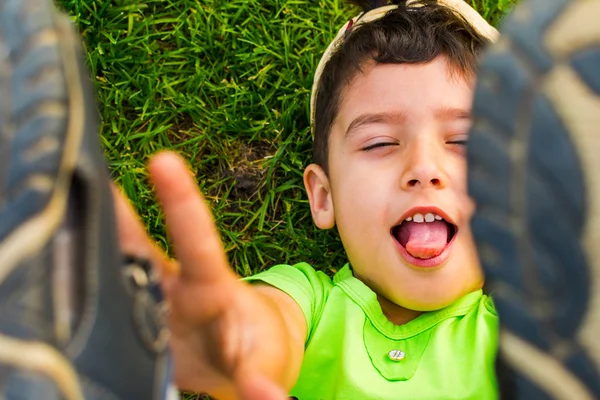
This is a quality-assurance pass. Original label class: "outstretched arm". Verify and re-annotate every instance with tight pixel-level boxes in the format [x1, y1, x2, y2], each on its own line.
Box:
[113, 151, 307, 399]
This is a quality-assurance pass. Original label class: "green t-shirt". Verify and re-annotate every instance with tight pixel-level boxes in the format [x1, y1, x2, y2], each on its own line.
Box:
[246, 262, 499, 399]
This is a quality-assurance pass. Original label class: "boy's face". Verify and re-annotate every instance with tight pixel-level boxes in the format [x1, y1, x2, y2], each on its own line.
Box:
[305, 56, 483, 313]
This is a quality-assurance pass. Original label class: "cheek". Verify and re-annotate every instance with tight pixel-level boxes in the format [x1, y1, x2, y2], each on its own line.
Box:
[334, 180, 379, 225]
[331, 169, 391, 235]
[448, 157, 476, 217]
[453, 156, 468, 190]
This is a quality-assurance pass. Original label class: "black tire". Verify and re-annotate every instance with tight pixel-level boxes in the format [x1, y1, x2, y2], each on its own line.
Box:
[468, 0, 600, 398]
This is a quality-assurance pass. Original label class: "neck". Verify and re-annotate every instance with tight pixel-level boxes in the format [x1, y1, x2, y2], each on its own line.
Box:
[376, 293, 423, 326]
[352, 269, 424, 325]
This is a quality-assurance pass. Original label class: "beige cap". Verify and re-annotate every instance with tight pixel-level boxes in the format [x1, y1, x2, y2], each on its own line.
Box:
[309, 0, 500, 136]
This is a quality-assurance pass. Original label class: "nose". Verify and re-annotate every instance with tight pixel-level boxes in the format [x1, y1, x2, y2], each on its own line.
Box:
[401, 138, 447, 190]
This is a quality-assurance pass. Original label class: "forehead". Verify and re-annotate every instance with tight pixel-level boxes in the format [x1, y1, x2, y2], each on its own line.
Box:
[334, 57, 474, 132]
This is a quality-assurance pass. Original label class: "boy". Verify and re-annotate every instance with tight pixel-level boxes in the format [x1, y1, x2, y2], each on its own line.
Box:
[1, 0, 501, 398]
[125, 1, 502, 398]
[1, 1, 600, 400]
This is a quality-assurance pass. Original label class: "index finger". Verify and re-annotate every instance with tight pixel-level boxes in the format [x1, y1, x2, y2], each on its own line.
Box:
[148, 151, 237, 284]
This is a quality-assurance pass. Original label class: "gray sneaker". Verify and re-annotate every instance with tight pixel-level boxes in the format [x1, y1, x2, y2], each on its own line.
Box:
[468, 0, 600, 398]
[0, 0, 173, 398]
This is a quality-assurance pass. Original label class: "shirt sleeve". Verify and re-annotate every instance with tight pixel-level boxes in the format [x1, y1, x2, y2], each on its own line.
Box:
[242, 262, 332, 341]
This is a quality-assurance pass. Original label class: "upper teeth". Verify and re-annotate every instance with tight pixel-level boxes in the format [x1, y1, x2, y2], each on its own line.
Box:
[406, 212, 444, 223]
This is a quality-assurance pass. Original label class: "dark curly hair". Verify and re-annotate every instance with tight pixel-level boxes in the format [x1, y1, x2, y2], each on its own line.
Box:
[313, 0, 490, 173]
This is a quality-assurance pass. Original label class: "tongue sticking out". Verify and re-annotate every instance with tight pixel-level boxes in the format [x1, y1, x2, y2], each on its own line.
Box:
[398, 220, 450, 259]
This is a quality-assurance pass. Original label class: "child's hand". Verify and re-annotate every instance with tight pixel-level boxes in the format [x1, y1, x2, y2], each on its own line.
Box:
[113, 152, 305, 400]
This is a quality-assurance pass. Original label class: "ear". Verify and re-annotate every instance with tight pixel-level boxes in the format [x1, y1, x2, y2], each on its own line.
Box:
[303, 164, 335, 230]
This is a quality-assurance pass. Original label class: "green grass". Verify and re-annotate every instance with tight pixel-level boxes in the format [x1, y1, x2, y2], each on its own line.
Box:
[52, 0, 518, 276]
[53, 0, 517, 398]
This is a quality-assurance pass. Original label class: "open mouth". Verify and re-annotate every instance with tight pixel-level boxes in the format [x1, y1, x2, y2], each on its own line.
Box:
[391, 211, 457, 261]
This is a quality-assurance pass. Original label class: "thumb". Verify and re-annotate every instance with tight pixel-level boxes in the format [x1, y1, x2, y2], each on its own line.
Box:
[111, 183, 176, 275]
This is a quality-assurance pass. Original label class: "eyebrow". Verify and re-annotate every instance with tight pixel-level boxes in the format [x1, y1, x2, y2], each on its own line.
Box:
[345, 111, 408, 138]
[434, 107, 472, 121]
[345, 107, 471, 139]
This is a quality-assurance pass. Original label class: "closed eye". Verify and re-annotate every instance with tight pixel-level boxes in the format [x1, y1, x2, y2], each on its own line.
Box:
[361, 142, 398, 152]
[447, 139, 467, 146]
